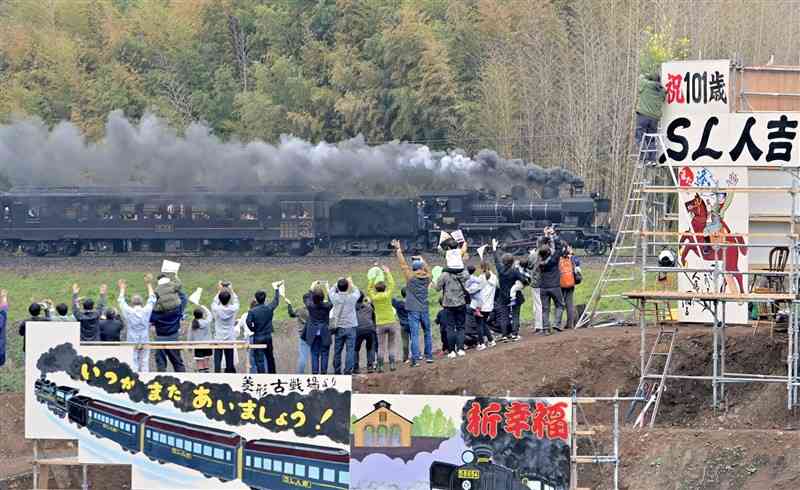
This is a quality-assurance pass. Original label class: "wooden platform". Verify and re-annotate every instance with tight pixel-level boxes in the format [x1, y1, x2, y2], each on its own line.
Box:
[624, 290, 795, 302]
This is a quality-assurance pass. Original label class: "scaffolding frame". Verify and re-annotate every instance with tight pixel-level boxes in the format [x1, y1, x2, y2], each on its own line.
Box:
[569, 390, 640, 490]
[624, 154, 800, 410]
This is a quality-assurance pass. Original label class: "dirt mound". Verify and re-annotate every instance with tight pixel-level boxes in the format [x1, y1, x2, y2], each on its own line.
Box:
[354, 325, 796, 429]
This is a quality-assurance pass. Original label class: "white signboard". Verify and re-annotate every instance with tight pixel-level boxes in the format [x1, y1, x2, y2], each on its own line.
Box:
[675, 167, 749, 323]
[661, 113, 800, 167]
[660, 60, 731, 117]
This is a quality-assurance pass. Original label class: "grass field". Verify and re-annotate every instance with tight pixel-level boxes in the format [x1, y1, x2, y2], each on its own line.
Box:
[0, 258, 637, 392]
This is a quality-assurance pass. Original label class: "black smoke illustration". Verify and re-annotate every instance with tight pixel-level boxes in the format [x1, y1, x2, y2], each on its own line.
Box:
[0, 111, 583, 194]
[460, 397, 570, 488]
[37, 343, 350, 443]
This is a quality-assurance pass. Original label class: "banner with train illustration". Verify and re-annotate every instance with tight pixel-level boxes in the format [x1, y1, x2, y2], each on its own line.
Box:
[25, 322, 351, 490]
[349, 394, 572, 490]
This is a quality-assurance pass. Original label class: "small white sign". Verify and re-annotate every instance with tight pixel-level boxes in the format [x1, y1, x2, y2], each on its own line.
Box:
[161, 259, 181, 274]
[188, 288, 202, 305]
[477, 244, 488, 261]
[451, 229, 465, 243]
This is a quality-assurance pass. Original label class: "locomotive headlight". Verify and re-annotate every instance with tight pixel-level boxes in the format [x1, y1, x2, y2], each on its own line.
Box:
[461, 450, 475, 465]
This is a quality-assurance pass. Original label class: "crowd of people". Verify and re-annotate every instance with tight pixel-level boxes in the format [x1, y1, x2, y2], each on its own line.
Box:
[3, 228, 582, 375]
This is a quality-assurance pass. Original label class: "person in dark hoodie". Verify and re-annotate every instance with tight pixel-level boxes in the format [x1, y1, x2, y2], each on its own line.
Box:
[18, 300, 50, 354]
[149, 285, 188, 372]
[353, 294, 378, 374]
[492, 239, 529, 342]
[302, 283, 334, 375]
[245, 287, 281, 374]
[392, 288, 411, 365]
[99, 308, 123, 341]
[72, 283, 106, 342]
[537, 226, 566, 334]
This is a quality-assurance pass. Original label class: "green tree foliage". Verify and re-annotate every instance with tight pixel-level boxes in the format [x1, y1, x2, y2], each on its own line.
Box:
[411, 405, 457, 438]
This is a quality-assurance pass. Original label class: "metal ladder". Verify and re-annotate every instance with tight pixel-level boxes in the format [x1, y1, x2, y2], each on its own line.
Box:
[577, 132, 665, 328]
[627, 328, 677, 428]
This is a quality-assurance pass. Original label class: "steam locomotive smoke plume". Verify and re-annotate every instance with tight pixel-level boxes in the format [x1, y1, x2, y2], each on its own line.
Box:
[0, 111, 583, 193]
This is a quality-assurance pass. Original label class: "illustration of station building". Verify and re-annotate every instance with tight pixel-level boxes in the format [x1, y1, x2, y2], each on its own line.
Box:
[352, 400, 413, 448]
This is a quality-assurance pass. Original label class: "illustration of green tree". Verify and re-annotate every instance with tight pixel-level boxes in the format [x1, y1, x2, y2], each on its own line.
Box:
[411, 405, 457, 437]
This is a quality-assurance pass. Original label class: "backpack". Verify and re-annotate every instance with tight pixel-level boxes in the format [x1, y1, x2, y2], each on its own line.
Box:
[559, 256, 576, 288]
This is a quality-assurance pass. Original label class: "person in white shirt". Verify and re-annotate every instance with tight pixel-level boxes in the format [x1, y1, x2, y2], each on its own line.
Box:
[475, 263, 498, 350]
[117, 277, 156, 372]
[211, 282, 240, 373]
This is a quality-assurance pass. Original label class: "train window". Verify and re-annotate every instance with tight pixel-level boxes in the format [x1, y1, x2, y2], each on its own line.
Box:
[143, 204, 162, 220]
[284, 462, 294, 474]
[191, 206, 210, 221]
[322, 468, 335, 482]
[245, 456, 251, 467]
[203, 445, 212, 457]
[168, 436, 174, 446]
[225, 450, 231, 461]
[121, 204, 138, 221]
[95, 204, 113, 220]
[263, 458, 272, 471]
[338, 471, 350, 484]
[294, 464, 305, 477]
[27, 206, 40, 220]
[281, 201, 312, 220]
[254, 457, 262, 469]
[214, 448, 223, 460]
[2, 205, 9, 221]
[193, 442, 201, 454]
[308, 466, 320, 479]
[146, 430, 151, 439]
[215, 203, 234, 220]
[273, 460, 282, 472]
[165, 203, 184, 220]
[239, 205, 258, 221]
[132, 426, 136, 434]
[160, 433, 167, 444]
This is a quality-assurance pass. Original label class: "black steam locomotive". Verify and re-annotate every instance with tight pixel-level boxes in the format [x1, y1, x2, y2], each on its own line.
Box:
[430, 447, 560, 490]
[0, 183, 612, 256]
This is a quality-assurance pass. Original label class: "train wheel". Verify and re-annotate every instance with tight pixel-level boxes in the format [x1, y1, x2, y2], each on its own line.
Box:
[23, 242, 49, 257]
[147, 456, 156, 462]
[586, 240, 607, 256]
[203, 474, 211, 479]
[158, 460, 165, 465]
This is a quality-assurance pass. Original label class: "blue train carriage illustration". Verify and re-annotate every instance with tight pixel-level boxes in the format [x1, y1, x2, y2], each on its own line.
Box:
[144, 416, 243, 482]
[242, 438, 349, 490]
[33, 377, 350, 490]
[430, 447, 558, 490]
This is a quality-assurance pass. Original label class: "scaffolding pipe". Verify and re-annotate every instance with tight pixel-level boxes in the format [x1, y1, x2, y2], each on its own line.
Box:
[643, 374, 789, 383]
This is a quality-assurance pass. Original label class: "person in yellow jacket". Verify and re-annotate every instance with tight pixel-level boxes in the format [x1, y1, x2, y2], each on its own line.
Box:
[367, 265, 397, 372]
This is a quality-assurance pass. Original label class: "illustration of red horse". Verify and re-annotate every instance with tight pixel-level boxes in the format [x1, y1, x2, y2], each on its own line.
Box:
[679, 193, 748, 293]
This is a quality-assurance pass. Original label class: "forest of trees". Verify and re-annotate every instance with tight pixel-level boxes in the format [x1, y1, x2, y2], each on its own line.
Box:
[2, 0, 800, 213]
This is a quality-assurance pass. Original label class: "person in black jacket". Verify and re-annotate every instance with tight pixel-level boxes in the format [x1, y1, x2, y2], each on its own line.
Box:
[18, 301, 50, 353]
[149, 287, 188, 372]
[302, 284, 334, 374]
[72, 283, 106, 342]
[353, 294, 378, 374]
[492, 239, 529, 341]
[99, 308, 123, 341]
[538, 227, 566, 334]
[245, 288, 281, 374]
